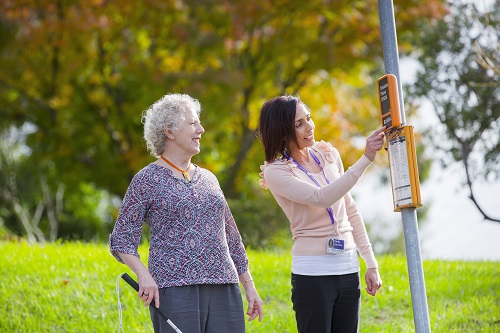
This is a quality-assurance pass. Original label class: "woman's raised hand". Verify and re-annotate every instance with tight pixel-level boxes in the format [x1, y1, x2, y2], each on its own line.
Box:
[364, 127, 386, 161]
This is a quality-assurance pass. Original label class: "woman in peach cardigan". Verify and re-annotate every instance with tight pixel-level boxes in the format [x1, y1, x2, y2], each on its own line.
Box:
[258, 95, 384, 333]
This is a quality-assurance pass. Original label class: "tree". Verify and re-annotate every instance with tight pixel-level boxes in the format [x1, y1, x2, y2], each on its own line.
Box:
[0, 126, 64, 242]
[0, 0, 446, 243]
[408, 0, 500, 222]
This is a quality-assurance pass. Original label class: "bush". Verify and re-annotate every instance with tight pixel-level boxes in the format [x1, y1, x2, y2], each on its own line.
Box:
[228, 191, 292, 250]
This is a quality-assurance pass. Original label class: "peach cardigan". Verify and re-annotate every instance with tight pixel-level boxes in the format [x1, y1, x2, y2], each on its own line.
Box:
[260, 141, 378, 269]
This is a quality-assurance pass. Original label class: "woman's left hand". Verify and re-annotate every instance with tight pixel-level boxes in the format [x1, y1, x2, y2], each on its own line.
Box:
[243, 283, 264, 322]
[365, 267, 382, 296]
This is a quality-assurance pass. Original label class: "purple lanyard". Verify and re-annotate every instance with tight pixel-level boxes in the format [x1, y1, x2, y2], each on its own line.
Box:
[284, 150, 335, 225]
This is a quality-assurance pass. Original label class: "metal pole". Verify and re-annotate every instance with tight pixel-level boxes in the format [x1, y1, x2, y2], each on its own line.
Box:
[378, 0, 406, 125]
[377, 1, 431, 332]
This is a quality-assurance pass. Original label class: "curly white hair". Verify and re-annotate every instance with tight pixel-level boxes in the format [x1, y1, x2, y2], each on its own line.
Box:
[141, 93, 202, 157]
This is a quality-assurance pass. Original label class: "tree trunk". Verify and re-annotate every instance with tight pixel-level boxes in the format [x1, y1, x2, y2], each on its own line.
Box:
[222, 126, 257, 198]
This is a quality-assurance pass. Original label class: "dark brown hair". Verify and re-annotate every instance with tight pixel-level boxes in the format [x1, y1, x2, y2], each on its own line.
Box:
[258, 95, 303, 162]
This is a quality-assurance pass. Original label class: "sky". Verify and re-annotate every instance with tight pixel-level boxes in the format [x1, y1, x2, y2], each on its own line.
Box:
[351, 58, 500, 262]
[353, 160, 500, 261]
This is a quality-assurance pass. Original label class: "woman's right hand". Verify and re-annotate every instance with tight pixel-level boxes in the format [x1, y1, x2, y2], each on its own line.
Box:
[138, 271, 159, 308]
[364, 127, 385, 161]
[118, 252, 160, 308]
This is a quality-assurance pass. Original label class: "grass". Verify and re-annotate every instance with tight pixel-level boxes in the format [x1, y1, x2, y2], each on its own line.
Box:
[0, 241, 499, 333]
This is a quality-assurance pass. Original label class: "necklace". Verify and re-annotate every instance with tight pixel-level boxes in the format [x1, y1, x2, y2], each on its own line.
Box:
[160, 155, 191, 181]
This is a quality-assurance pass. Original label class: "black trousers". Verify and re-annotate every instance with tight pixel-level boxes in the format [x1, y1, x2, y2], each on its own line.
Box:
[291, 272, 361, 333]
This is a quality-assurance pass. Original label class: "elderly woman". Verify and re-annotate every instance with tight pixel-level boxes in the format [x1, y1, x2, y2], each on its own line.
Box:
[110, 93, 263, 333]
[258, 95, 383, 333]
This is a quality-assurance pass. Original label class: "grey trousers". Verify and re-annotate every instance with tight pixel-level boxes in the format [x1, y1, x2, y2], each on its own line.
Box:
[150, 284, 245, 333]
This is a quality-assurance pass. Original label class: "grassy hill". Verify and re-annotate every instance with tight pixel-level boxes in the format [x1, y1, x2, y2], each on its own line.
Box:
[1, 241, 499, 332]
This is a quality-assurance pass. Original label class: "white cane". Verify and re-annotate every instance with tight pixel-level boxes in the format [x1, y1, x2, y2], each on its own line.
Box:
[120, 273, 183, 333]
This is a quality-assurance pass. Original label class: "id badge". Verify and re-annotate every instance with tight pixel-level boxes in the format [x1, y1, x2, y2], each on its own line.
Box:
[327, 238, 345, 254]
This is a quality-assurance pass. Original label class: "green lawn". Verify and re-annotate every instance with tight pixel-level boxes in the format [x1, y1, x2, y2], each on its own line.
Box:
[0, 241, 499, 332]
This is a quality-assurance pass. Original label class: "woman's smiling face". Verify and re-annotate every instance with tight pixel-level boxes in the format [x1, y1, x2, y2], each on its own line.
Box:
[171, 107, 205, 156]
[291, 102, 315, 151]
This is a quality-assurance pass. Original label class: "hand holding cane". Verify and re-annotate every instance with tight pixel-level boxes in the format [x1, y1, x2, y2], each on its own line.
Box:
[121, 273, 183, 333]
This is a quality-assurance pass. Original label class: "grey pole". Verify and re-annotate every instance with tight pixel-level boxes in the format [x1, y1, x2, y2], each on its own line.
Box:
[377, 1, 431, 332]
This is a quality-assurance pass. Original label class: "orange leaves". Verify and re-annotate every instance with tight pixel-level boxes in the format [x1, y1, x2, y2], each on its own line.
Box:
[0, 0, 448, 199]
